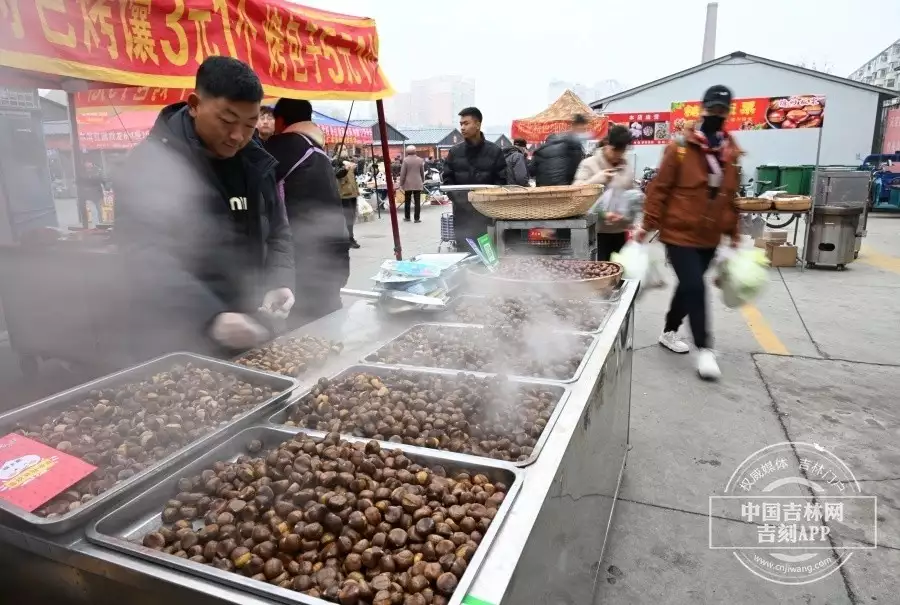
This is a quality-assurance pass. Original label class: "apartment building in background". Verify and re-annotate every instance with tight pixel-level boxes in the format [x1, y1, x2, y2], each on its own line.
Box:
[384, 76, 476, 127]
[849, 39, 900, 91]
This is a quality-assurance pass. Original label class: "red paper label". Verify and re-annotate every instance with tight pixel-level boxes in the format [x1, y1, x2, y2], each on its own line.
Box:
[0, 434, 96, 512]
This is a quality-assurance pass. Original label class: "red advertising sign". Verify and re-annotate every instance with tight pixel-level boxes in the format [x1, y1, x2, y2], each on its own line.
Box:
[607, 112, 671, 145]
[0, 434, 96, 512]
[882, 109, 900, 154]
[670, 95, 826, 133]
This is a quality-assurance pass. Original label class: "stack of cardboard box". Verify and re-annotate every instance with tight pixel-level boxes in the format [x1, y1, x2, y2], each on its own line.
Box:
[754, 231, 797, 267]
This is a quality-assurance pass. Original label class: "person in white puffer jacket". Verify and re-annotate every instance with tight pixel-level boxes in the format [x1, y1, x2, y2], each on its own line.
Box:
[574, 124, 639, 261]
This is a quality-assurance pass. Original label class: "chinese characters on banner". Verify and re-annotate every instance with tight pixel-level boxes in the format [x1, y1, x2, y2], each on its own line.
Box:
[607, 112, 671, 145]
[0, 0, 392, 100]
[670, 95, 826, 133]
[881, 108, 900, 154]
[0, 433, 96, 512]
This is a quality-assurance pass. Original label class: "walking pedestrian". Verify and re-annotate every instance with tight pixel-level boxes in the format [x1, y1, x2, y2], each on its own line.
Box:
[398, 145, 425, 222]
[442, 107, 507, 244]
[634, 85, 742, 381]
[335, 150, 362, 249]
[503, 138, 530, 186]
[573, 125, 636, 260]
[530, 114, 589, 186]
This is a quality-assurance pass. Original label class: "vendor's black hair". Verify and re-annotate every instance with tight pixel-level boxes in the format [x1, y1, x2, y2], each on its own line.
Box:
[572, 113, 589, 126]
[513, 138, 527, 147]
[195, 56, 263, 102]
[459, 107, 483, 122]
[606, 124, 632, 150]
[273, 99, 313, 125]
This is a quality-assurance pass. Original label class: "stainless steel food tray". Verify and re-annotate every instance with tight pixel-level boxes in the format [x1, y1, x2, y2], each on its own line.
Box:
[0, 352, 299, 534]
[361, 322, 598, 384]
[87, 425, 522, 605]
[267, 364, 570, 468]
[444, 294, 614, 335]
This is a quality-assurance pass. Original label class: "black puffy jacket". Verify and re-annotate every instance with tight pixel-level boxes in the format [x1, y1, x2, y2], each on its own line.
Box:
[442, 135, 508, 186]
[530, 133, 585, 186]
[113, 103, 294, 361]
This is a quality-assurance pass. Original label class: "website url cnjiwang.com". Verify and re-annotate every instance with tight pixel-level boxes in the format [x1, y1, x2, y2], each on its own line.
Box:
[751, 553, 833, 574]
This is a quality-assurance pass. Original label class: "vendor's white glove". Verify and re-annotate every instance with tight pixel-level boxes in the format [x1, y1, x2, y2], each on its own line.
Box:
[210, 313, 269, 350]
[259, 287, 295, 319]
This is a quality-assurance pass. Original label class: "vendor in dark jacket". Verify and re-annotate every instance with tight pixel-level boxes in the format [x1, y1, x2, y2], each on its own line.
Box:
[531, 114, 590, 186]
[114, 57, 295, 362]
[266, 99, 351, 327]
[442, 107, 508, 244]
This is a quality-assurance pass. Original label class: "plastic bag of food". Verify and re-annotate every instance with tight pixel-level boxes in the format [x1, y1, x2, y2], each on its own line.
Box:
[644, 237, 667, 288]
[718, 248, 770, 308]
[611, 241, 649, 284]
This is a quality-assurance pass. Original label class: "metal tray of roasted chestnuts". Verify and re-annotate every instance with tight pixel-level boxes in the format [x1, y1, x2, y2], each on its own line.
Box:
[362, 322, 598, 384]
[87, 425, 522, 605]
[444, 294, 615, 335]
[0, 352, 299, 534]
[267, 365, 570, 468]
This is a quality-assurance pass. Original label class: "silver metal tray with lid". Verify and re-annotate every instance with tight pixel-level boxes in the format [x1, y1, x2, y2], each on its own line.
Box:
[267, 364, 570, 468]
[0, 352, 299, 534]
[443, 294, 615, 335]
[87, 425, 522, 605]
[361, 322, 597, 384]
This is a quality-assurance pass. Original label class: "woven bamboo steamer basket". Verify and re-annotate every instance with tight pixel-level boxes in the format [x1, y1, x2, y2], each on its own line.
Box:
[773, 194, 812, 211]
[467, 261, 623, 299]
[735, 198, 772, 211]
[468, 184, 603, 220]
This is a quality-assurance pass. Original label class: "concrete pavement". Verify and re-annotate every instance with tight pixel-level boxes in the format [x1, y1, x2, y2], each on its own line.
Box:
[349, 206, 900, 604]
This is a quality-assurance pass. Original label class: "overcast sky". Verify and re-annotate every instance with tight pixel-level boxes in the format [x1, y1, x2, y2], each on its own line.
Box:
[301, 0, 900, 125]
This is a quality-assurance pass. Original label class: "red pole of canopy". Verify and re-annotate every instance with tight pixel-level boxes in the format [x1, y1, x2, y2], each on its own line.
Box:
[376, 100, 402, 260]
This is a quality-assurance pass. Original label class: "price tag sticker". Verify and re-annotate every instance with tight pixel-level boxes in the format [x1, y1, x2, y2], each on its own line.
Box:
[0, 433, 96, 512]
[477, 233, 498, 267]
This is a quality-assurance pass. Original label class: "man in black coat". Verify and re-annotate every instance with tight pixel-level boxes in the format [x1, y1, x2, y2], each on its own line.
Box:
[266, 99, 351, 327]
[442, 107, 508, 245]
[114, 56, 294, 362]
[530, 113, 590, 186]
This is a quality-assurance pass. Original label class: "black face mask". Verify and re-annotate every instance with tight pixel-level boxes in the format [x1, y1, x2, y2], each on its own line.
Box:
[701, 114, 725, 137]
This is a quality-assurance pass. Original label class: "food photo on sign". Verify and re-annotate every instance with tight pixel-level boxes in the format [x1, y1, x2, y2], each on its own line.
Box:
[607, 113, 671, 145]
[670, 95, 826, 133]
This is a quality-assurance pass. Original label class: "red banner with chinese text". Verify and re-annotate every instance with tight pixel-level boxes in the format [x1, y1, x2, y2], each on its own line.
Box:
[607, 112, 671, 145]
[670, 95, 825, 133]
[511, 116, 608, 145]
[0, 0, 392, 101]
[881, 108, 900, 154]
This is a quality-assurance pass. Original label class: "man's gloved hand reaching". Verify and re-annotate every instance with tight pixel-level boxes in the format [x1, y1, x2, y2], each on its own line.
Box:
[259, 287, 295, 319]
[210, 312, 269, 350]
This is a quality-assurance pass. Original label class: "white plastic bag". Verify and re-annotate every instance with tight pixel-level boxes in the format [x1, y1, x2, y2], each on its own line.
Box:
[644, 237, 667, 288]
[611, 241, 649, 284]
[357, 196, 373, 218]
[718, 248, 770, 308]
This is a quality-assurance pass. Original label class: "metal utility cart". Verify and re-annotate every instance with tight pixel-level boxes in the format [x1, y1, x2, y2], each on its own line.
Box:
[0, 280, 638, 605]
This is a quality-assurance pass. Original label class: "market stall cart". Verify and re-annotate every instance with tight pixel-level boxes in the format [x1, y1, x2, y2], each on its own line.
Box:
[0, 278, 638, 605]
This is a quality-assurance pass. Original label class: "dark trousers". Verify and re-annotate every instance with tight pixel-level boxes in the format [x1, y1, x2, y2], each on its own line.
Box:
[664, 245, 717, 349]
[404, 190, 422, 221]
[341, 197, 357, 242]
[597, 231, 627, 261]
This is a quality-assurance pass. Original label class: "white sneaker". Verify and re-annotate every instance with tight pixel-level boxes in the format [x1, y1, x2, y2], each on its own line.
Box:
[696, 348, 721, 381]
[659, 331, 690, 354]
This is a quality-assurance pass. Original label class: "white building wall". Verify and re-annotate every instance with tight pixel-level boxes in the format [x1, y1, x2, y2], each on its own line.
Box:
[596, 58, 882, 178]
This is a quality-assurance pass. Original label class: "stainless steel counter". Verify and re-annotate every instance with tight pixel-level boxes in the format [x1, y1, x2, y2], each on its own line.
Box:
[0, 280, 637, 605]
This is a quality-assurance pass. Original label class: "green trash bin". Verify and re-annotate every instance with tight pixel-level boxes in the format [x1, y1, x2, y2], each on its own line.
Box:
[755, 165, 780, 194]
[778, 166, 805, 195]
[800, 165, 815, 195]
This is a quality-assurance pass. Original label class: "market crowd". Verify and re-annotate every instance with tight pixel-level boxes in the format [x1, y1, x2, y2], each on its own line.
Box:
[112, 55, 742, 382]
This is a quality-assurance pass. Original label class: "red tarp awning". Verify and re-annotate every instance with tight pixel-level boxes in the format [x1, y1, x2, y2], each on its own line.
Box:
[511, 89, 607, 144]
